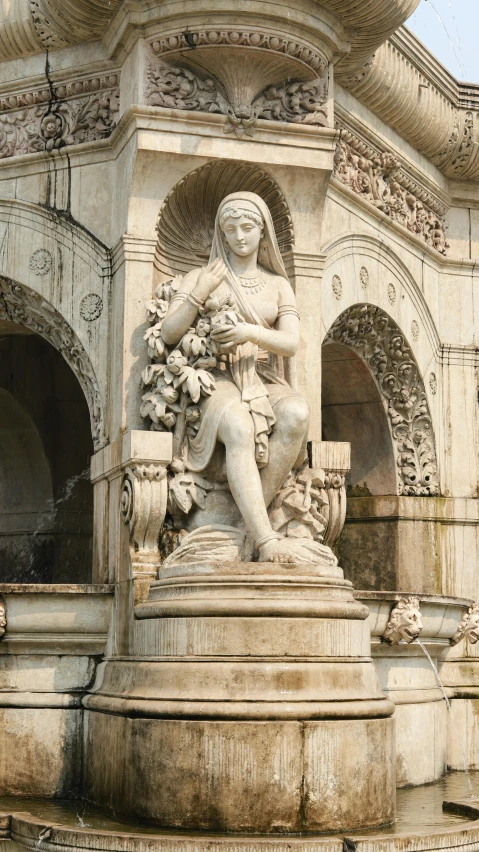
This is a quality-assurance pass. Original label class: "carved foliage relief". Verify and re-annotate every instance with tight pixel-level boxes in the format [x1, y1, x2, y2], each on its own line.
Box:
[0, 278, 105, 449]
[325, 305, 439, 496]
[334, 128, 448, 255]
[145, 32, 329, 137]
[0, 74, 119, 160]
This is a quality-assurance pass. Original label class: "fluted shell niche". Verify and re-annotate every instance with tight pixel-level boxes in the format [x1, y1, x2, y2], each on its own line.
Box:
[154, 161, 294, 278]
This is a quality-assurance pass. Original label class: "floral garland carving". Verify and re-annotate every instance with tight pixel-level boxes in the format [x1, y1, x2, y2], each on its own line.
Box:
[0, 75, 119, 160]
[325, 305, 439, 496]
[334, 128, 448, 255]
[0, 278, 105, 449]
[146, 59, 328, 137]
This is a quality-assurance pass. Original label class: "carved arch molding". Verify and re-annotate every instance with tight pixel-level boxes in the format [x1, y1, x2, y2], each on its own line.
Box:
[324, 304, 439, 496]
[0, 277, 105, 450]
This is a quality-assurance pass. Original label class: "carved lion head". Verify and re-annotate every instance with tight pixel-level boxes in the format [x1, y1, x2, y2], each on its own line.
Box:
[452, 603, 479, 646]
[383, 596, 423, 645]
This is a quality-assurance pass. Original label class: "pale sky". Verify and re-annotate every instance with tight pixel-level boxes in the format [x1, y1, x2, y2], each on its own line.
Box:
[407, 0, 479, 83]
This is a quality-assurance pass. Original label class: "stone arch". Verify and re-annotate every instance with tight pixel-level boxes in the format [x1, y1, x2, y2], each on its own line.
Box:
[323, 303, 439, 497]
[154, 159, 294, 278]
[0, 277, 105, 449]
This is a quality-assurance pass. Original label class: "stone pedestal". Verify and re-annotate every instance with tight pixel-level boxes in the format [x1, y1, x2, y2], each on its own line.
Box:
[84, 560, 396, 833]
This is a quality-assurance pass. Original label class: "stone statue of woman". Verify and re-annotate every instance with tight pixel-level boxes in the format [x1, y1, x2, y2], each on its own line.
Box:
[158, 191, 336, 568]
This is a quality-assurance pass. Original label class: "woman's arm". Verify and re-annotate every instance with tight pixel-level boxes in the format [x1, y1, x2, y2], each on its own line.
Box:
[161, 260, 228, 345]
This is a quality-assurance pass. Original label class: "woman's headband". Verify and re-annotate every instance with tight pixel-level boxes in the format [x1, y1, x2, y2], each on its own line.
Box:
[218, 199, 264, 229]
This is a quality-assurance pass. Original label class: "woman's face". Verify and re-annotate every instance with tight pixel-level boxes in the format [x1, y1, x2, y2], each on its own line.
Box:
[221, 214, 263, 257]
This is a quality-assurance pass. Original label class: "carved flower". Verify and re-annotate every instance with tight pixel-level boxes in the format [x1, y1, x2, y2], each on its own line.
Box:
[182, 331, 207, 358]
[186, 406, 200, 422]
[161, 386, 179, 404]
[166, 350, 188, 374]
[196, 317, 211, 337]
[146, 298, 169, 322]
[144, 325, 166, 359]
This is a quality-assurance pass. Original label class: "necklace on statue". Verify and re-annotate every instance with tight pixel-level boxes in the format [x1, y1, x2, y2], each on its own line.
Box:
[237, 269, 267, 294]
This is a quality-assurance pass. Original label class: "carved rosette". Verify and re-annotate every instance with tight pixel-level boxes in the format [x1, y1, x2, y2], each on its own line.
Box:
[121, 464, 168, 585]
[383, 596, 423, 645]
[333, 127, 448, 255]
[451, 603, 479, 647]
[325, 305, 439, 496]
[0, 599, 6, 639]
[145, 30, 330, 137]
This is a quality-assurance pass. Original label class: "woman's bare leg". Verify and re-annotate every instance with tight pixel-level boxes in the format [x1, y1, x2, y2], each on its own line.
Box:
[259, 396, 310, 507]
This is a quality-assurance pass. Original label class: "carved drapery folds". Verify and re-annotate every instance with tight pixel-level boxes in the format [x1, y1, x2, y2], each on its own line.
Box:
[0, 277, 105, 449]
[383, 596, 423, 645]
[146, 32, 329, 137]
[334, 128, 448, 255]
[325, 305, 439, 496]
[0, 73, 119, 160]
[451, 603, 479, 647]
[121, 464, 168, 590]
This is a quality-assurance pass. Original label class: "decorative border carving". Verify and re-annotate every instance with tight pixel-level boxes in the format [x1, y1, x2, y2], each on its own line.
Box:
[149, 30, 326, 74]
[334, 127, 448, 255]
[325, 304, 439, 496]
[0, 278, 105, 449]
[0, 74, 119, 160]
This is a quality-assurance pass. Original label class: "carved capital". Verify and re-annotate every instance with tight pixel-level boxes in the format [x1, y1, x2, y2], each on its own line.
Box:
[0, 599, 5, 639]
[451, 603, 479, 647]
[383, 596, 423, 645]
[121, 463, 168, 585]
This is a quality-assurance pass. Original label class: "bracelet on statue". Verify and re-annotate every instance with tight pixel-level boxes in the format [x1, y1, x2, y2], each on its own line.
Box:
[187, 291, 205, 309]
[250, 326, 264, 346]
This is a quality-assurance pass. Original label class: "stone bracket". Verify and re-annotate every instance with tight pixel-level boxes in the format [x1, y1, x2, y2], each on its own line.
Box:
[311, 441, 350, 550]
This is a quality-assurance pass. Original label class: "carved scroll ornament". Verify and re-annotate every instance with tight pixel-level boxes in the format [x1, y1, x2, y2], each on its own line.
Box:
[334, 130, 448, 255]
[383, 596, 423, 645]
[325, 305, 439, 497]
[121, 464, 168, 580]
[451, 603, 479, 647]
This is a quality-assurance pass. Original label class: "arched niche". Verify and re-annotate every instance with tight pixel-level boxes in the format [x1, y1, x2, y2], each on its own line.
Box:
[0, 277, 105, 450]
[323, 303, 439, 497]
[322, 304, 440, 593]
[0, 320, 94, 582]
[154, 159, 294, 278]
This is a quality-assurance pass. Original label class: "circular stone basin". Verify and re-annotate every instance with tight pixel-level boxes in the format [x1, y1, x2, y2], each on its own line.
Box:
[2, 772, 479, 851]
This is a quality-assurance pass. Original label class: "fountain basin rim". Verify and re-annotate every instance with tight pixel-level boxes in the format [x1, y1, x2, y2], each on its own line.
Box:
[5, 808, 479, 852]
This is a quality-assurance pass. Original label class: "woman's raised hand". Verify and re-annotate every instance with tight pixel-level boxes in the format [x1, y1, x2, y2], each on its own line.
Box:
[194, 259, 228, 301]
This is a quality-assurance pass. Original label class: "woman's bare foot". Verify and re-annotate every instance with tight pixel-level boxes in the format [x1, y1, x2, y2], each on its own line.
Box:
[257, 535, 296, 564]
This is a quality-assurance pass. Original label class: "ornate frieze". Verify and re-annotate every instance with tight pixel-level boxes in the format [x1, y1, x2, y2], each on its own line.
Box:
[0, 278, 105, 449]
[333, 128, 448, 255]
[0, 73, 119, 160]
[383, 596, 423, 645]
[325, 305, 439, 496]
